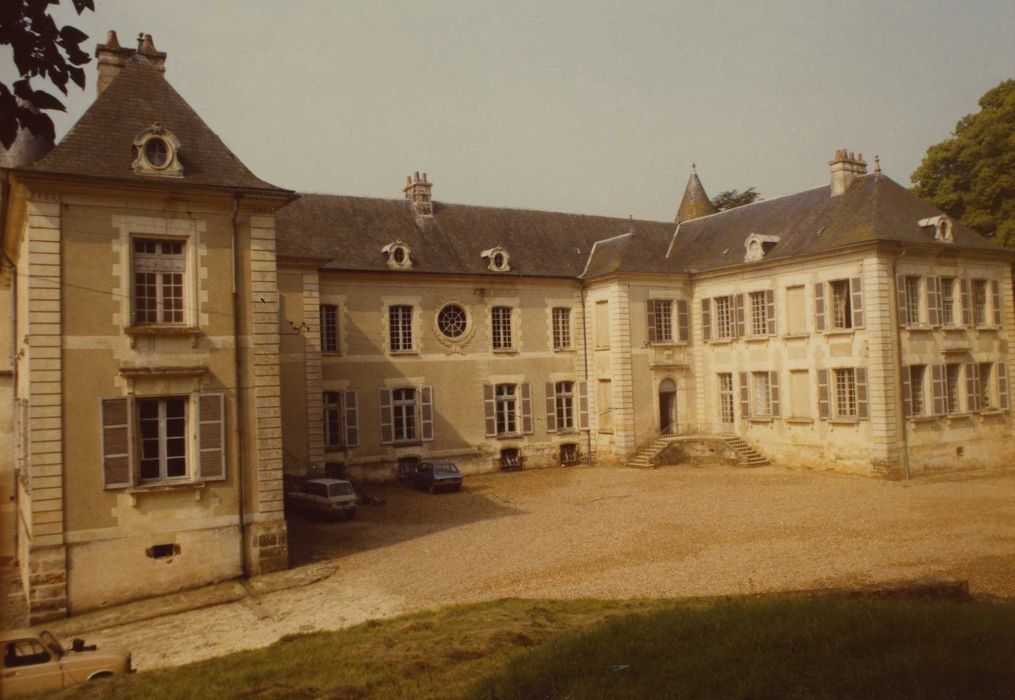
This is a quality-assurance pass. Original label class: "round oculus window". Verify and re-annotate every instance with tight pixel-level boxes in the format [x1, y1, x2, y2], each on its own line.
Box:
[144, 136, 171, 168]
[437, 304, 468, 338]
[493, 252, 506, 269]
[392, 246, 406, 264]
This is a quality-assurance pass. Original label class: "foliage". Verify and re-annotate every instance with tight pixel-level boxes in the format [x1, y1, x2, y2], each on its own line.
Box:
[0, 0, 94, 149]
[711, 187, 760, 211]
[912, 79, 1015, 247]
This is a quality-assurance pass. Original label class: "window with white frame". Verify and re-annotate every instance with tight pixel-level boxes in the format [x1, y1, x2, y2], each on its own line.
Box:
[941, 277, 956, 326]
[137, 397, 187, 481]
[909, 365, 926, 416]
[905, 276, 921, 325]
[718, 373, 735, 424]
[752, 372, 772, 416]
[552, 307, 572, 349]
[979, 363, 994, 409]
[320, 304, 338, 352]
[324, 391, 343, 448]
[651, 299, 673, 342]
[555, 381, 574, 430]
[946, 363, 962, 413]
[749, 291, 768, 336]
[133, 238, 185, 325]
[392, 387, 417, 441]
[833, 368, 857, 417]
[492, 306, 513, 349]
[830, 280, 852, 329]
[389, 305, 413, 351]
[495, 384, 518, 434]
[715, 296, 733, 339]
[973, 280, 988, 325]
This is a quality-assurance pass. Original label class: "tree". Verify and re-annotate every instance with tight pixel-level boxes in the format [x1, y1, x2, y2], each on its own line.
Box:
[0, 0, 94, 149]
[912, 79, 1015, 247]
[711, 187, 760, 211]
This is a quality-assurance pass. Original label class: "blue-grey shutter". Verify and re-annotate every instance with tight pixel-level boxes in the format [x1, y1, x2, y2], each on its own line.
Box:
[765, 290, 776, 335]
[578, 381, 590, 429]
[814, 283, 825, 332]
[483, 385, 496, 437]
[931, 365, 946, 416]
[991, 280, 1002, 327]
[344, 390, 359, 447]
[545, 382, 557, 433]
[734, 294, 746, 339]
[927, 277, 941, 327]
[999, 362, 1009, 411]
[101, 397, 133, 488]
[198, 393, 226, 481]
[701, 299, 711, 341]
[769, 371, 780, 418]
[739, 372, 750, 419]
[420, 386, 434, 441]
[646, 302, 657, 343]
[961, 279, 972, 326]
[520, 383, 534, 434]
[897, 275, 909, 327]
[817, 369, 829, 419]
[901, 367, 912, 418]
[677, 300, 689, 342]
[850, 277, 864, 329]
[855, 368, 868, 419]
[379, 388, 393, 444]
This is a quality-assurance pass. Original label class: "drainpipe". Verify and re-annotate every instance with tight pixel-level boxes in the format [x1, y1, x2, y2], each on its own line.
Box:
[579, 278, 593, 463]
[890, 250, 911, 480]
[231, 194, 249, 576]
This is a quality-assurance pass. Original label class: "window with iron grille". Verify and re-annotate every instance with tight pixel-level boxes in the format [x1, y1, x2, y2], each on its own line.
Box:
[909, 365, 926, 415]
[133, 239, 185, 325]
[973, 280, 988, 325]
[749, 291, 768, 336]
[718, 373, 735, 424]
[495, 384, 517, 434]
[389, 305, 413, 351]
[905, 277, 921, 325]
[751, 372, 771, 416]
[552, 307, 571, 349]
[946, 363, 961, 413]
[492, 306, 513, 349]
[320, 305, 338, 352]
[941, 278, 955, 325]
[830, 280, 852, 329]
[392, 387, 417, 441]
[979, 363, 994, 409]
[137, 397, 188, 481]
[652, 300, 673, 342]
[715, 296, 733, 339]
[324, 391, 342, 448]
[833, 368, 857, 417]
[555, 381, 575, 430]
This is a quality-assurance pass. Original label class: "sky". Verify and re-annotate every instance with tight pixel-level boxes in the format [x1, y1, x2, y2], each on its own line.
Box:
[7, 0, 1015, 220]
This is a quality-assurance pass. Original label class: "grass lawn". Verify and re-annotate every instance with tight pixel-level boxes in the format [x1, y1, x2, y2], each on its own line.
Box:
[48, 596, 1015, 699]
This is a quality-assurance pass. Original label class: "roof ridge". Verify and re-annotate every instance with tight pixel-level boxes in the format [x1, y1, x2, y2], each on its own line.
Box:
[679, 183, 830, 224]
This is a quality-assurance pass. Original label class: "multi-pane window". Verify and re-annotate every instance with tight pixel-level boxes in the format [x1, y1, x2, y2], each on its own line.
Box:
[909, 365, 926, 416]
[389, 305, 413, 351]
[833, 368, 857, 417]
[946, 363, 962, 413]
[752, 372, 772, 416]
[495, 384, 517, 434]
[652, 300, 673, 342]
[718, 373, 735, 424]
[715, 296, 733, 339]
[830, 280, 852, 329]
[324, 391, 342, 448]
[492, 306, 513, 349]
[905, 277, 921, 325]
[979, 363, 994, 409]
[941, 278, 956, 326]
[555, 381, 574, 430]
[320, 305, 338, 352]
[552, 307, 572, 349]
[749, 291, 768, 336]
[973, 280, 988, 325]
[137, 397, 187, 481]
[392, 387, 417, 441]
[133, 239, 185, 325]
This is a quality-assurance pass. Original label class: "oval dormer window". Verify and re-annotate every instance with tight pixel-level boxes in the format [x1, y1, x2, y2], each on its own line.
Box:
[393, 247, 406, 264]
[493, 252, 506, 269]
[144, 136, 171, 169]
[133, 123, 183, 177]
[482, 246, 511, 272]
[382, 241, 413, 269]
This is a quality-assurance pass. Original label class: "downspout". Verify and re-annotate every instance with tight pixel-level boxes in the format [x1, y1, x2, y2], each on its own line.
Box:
[579, 277, 592, 463]
[231, 194, 249, 576]
[890, 250, 911, 480]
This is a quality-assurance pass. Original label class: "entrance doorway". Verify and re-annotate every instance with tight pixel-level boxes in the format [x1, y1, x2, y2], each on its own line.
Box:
[659, 378, 677, 434]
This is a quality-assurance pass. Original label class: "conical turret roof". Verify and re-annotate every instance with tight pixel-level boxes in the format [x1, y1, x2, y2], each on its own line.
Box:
[676, 165, 717, 223]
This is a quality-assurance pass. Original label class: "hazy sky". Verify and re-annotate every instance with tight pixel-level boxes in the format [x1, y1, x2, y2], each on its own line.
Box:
[9, 0, 1015, 220]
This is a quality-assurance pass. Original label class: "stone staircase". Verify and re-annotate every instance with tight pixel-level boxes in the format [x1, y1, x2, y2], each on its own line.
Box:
[722, 435, 769, 466]
[626, 435, 678, 468]
[626, 433, 769, 468]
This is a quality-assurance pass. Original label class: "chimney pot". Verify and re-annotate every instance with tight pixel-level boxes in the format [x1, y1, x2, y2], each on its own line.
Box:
[96, 29, 167, 96]
[829, 148, 868, 196]
[403, 171, 434, 218]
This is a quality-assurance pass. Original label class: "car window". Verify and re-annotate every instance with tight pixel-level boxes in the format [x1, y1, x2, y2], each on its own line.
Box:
[307, 483, 326, 497]
[39, 631, 64, 658]
[4, 640, 51, 668]
[328, 483, 354, 497]
[417, 465, 430, 473]
[435, 464, 458, 474]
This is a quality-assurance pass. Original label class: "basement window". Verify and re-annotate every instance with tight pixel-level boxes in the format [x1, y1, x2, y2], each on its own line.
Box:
[500, 448, 522, 470]
[146, 543, 180, 559]
[560, 443, 579, 465]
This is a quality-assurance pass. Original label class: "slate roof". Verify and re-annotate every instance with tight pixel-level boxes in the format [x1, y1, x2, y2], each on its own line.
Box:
[19, 57, 288, 194]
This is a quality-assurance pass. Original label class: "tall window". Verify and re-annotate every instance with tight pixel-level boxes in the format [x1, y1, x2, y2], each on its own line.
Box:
[555, 381, 574, 430]
[946, 363, 962, 414]
[905, 277, 921, 325]
[495, 384, 517, 434]
[979, 363, 994, 409]
[941, 278, 956, 326]
[715, 296, 733, 339]
[718, 373, 735, 424]
[749, 292, 768, 336]
[752, 372, 772, 416]
[973, 280, 988, 325]
[651, 300, 673, 342]
[389, 305, 413, 351]
[324, 391, 342, 448]
[133, 239, 185, 325]
[830, 280, 852, 329]
[392, 388, 417, 441]
[492, 306, 513, 349]
[833, 368, 857, 417]
[552, 307, 571, 349]
[909, 365, 926, 416]
[137, 397, 187, 481]
[320, 304, 338, 352]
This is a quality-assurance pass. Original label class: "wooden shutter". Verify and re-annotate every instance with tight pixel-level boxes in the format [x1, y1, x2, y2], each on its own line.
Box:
[965, 362, 980, 412]
[901, 367, 912, 418]
[646, 302, 657, 343]
[814, 283, 825, 332]
[343, 390, 359, 447]
[379, 388, 393, 444]
[769, 371, 780, 418]
[960, 279, 971, 326]
[545, 382, 557, 433]
[855, 368, 868, 419]
[927, 277, 941, 327]
[999, 362, 1009, 411]
[520, 383, 534, 434]
[701, 298, 711, 342]
[483, 385, 497, 437]
[991, 280, 1002, 327]
[739, 372, 750, 419]
[734, 294, 746, 339]
[101, 397, 133, 488]
[765, 290, 776, 335]
[896, 275, 909, 327]
[817, 369, 829, 420]
[677, 300, 689, 342]
[931, 365, 946, 416]
[420, 386, 434, 441]
[578, 381, 589, 429]
[197, 393, 226, 481]
[850, 277, 864, 329]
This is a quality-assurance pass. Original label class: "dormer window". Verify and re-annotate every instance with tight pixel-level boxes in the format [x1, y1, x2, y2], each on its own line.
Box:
[382, 241, 413, 270]
[481, 247, 511, 272]
[743, 233, 780, 262]
[133, 122, 183, 177]
[919, 215, 954, 243]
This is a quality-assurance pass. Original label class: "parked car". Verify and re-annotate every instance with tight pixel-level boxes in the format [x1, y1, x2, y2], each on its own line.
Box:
[1, 628, 132, 696]
[286, 478, 358, 520]
[412, 461, 463, 493]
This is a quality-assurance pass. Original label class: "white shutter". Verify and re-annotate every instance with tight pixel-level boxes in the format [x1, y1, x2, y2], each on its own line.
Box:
[198, 393, 226, 481]
[379, 388, 393, 444]
[344, 390, 359, 447]
[420, 386, 434, 442]
[545, 383, 557, 433]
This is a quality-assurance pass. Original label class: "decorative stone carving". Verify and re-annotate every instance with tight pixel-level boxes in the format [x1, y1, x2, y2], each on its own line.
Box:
[132, 122, 183, 177]
[381, 240, 413, 269]
[481, 246, 511, 272]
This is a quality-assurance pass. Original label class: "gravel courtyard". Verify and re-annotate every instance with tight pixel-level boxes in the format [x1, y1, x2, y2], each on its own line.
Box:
[81, 464, 1015, 670]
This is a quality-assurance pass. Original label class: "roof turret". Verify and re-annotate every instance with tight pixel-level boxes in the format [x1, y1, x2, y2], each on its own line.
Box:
[675, 163, 718, 223]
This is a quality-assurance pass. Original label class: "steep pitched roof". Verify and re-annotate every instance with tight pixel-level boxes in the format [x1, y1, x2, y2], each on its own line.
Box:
[676, 169, 718, 222]
[21, 57, 288, 194]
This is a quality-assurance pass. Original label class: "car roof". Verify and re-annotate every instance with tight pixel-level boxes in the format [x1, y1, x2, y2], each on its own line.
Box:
[305, 478, 351, 486]
[423, 461, 458, 467]
[0, 628, 42, 642]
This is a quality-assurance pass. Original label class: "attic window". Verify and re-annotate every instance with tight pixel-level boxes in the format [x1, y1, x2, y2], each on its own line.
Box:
[133, 122, 183, 177]
[919, 215, 954, 243]
[481, 247, 511, 272]
[381, 241, 413, 270]
[743, 234, 781, 263]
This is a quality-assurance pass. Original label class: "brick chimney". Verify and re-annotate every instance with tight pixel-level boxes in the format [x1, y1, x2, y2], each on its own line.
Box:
[829, 149, 867, 196]
[403, 172, 433, 217]
[95, 31, 167, 95]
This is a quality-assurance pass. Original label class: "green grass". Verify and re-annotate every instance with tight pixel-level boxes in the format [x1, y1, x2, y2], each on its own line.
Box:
[47, 596, 1015, 700]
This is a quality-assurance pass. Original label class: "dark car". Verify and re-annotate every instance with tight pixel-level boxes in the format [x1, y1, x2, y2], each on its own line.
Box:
[412, 461, 463, 493]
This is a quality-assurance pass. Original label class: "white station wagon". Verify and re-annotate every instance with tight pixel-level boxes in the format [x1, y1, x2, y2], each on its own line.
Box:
[1, 628, 132, 696]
